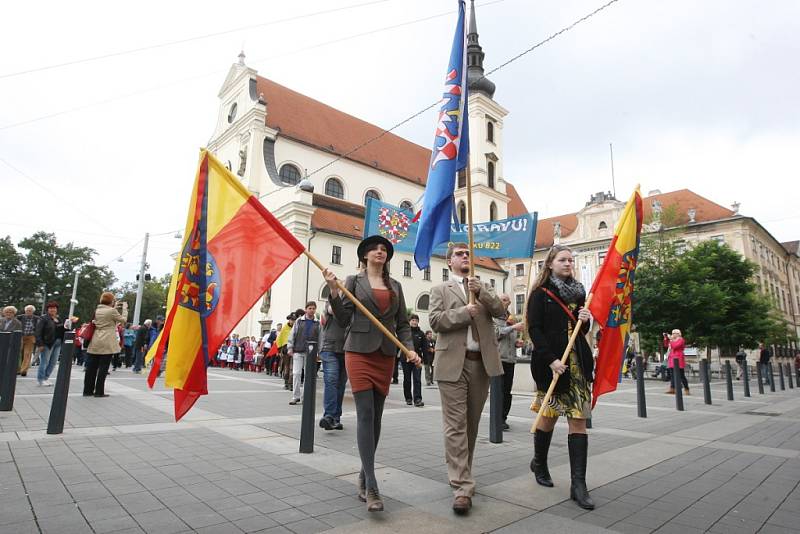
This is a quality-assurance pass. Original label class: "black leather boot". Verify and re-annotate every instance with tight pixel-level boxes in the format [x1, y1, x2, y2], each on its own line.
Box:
[530, 429, 554, 487]
[568, 433, 595, 510]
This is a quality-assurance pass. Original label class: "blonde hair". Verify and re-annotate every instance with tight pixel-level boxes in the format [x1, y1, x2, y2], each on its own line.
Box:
[530, 245, 573, 293]
[99, 292, 115, 305]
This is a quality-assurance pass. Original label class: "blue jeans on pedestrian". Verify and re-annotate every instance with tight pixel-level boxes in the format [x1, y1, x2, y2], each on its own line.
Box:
[37, 339, 61, 382]
[133, 348, 144, 372]
[321, 351, 347, 423]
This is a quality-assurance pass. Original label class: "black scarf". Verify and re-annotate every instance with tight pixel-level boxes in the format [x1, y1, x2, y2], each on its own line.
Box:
[549, 274, 586, 304]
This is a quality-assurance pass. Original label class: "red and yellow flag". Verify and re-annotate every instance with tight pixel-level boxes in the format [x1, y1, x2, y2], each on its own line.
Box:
[146, 150, 305, 420]
[588, 186, 643, 407]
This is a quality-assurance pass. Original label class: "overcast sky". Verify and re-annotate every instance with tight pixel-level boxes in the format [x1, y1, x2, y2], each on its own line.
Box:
[1, 0, 798, 286]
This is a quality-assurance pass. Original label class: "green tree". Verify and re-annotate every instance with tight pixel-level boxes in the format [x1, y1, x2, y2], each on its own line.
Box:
[116, 275, 171, 325]
[0, 232, 115, 321]
[633, 238, 789, 359]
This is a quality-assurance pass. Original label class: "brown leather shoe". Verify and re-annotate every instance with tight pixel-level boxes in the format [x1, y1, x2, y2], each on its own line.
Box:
[366, 488, 384, 512]
[452, 496, 472, 515]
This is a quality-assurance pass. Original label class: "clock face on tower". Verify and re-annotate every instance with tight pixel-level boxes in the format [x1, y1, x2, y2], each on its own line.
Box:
[227, 102, 238, 124]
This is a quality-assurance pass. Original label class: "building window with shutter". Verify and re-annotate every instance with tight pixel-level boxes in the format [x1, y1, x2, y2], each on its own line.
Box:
[423, 267, 431, 281]
[442, 268, 449, 282]
[404, 260, 412, 278]
[515, 294, 525, 315]
[515, 263, 525, 277]
[331, 245, 342, 265]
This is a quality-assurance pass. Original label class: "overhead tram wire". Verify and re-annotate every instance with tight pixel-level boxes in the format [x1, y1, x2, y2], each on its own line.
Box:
[301, 0, 622, 182]
[0, 0, 392, 80]
[0, 0, 506, 133]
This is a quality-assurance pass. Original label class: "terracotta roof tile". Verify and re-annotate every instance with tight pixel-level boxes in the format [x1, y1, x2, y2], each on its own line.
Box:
[505, 183, 529, 217]
[534, 189, 736, 249]
[257, 76, 430, 185]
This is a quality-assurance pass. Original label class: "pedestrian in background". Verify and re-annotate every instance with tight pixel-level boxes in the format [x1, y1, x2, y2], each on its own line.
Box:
[84, 292, 127, 397]
[735, 346, 747, 380]
[423, 330, 435, 386]
[664, 329, 689, 395]
[132, 320, 152, 374]
[34, 302, 64, 386]
[17, 305, 38, 377]
[123, 323, 135, 367]
[495, 295, 524, 431]
[759, 342, 772, 385]
[287, 302, 320, 405]
[319, 302, 347, 430]
[2, 306, 22, 332]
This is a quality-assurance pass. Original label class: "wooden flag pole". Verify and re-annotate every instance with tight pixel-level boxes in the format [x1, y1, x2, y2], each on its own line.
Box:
[464, 164, 476, 304]
[520, 254, 537, 341]
[531, 292, 594, 433]
[303, 250, 421, 368]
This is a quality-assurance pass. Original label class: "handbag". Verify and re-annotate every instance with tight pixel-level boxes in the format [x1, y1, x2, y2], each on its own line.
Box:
[80, 321, 96, 343]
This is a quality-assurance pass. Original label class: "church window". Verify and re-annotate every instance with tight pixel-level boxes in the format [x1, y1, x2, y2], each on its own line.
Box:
[279, 164, 301, 185]
[417, 294, 430, 311]
[325, 178, 344, 199]
[458, 169, 466, 188]
[490, 201, 497, 222]
[487, 121, 494, 143]
[598, 221, 608, 230]
[400, 200, 414, 212]
[365, 189, 381, 203]
[487, 161, 495, 189]
[227, 102, 238, 123]
[458, 201, 466, 225]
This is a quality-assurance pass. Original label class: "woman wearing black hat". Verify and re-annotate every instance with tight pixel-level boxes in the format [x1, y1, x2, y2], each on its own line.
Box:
[324, 235, 420, 512]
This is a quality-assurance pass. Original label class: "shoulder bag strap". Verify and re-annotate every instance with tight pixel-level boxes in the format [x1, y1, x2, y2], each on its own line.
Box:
[539, 287, 576, 323]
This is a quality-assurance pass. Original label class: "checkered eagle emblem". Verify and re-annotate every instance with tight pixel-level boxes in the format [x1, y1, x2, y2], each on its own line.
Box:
[377, 207, 410, 244]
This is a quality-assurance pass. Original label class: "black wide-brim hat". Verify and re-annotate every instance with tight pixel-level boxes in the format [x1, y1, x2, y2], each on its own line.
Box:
[357, 235, 394, 263]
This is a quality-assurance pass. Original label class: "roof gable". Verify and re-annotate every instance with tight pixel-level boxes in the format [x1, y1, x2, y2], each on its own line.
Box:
[256, 76, 431, 185]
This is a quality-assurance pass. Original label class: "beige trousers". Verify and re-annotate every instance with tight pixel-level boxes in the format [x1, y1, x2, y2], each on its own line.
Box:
[437, 357, 490, 498]
[18, 335, 36, 375]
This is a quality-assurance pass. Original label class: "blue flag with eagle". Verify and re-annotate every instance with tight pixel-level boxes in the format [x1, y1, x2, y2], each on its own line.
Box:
[414, 0, 470, 270]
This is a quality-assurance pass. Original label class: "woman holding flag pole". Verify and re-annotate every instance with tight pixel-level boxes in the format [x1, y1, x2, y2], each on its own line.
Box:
[323, 235, 420, 513]
[526, 245, 596, 510]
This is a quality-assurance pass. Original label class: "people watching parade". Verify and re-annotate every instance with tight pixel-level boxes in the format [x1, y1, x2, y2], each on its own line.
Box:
[405, 314, 425, 407]
[324, 234, 420, 513]
[664, 329, 689, 395]
[527, 244, 596, 510]
[319, 302, 347, 430]
[287, 302, 320, 405]
[495, 294, 524, 430]
[84, 292, 127, 397]
[17, 305, 39, 377]
[35, 301, 64, 386]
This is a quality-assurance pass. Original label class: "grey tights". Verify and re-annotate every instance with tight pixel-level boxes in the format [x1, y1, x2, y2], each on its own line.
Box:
[353, 389, 386, 490]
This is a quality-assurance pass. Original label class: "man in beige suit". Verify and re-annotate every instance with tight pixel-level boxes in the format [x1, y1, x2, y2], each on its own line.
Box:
[429, 242, 505, 515]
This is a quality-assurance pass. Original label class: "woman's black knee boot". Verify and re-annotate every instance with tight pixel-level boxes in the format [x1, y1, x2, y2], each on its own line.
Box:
[530, 429, 554, 487]
[568, 433, 594, 510]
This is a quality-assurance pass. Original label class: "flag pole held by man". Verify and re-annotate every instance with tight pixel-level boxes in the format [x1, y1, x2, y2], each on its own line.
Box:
[145, 150, 305, 421]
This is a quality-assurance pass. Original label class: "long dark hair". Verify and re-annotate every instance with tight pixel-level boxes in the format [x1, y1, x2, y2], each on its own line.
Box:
[360, 242, 396, 303]
[529, 245, 573, 297]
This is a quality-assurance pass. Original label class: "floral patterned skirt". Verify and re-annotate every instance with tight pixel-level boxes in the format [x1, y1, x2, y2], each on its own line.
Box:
[531, 349, 592, 419]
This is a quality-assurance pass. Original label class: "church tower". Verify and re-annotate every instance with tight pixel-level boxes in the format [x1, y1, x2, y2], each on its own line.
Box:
[455, 0, 511, 225]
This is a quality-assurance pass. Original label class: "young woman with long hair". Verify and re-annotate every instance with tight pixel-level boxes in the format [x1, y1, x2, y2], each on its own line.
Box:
[526, 245, 595, 510]
[323, 235, 420, 512]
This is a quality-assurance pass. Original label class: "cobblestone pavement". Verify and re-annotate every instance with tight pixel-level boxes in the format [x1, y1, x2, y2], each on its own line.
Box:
[1, 362, 799, 533]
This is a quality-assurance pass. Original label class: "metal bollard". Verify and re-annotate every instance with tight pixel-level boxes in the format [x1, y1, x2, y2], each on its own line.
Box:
[489, 375, 504, 443]
[0, 332, 8, 385]
[636, 355, 646, 418]
[743, 360, 750, 397]
[0, 331, 22, 411]
[725, 361, 734, 401]
[778, 362, 786, 391]
[299, 342, 318, 454]
[46, 332, 75, 433]
[769, 362, 776, 392]
[756, 362, 765, 394]
[673, 358, 684, 411]
[787, 363, 794, 389]
[700, 359, 712, 405]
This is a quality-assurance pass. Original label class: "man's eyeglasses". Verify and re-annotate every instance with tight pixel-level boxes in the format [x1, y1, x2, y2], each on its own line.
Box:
[452, 250, 470, 258]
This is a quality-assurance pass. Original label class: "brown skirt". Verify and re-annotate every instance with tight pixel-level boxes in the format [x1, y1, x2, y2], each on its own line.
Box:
[345, 351, 395, 396]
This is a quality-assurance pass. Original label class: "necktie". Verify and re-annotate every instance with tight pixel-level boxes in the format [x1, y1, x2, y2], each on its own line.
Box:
[462, 279, 480, 342]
